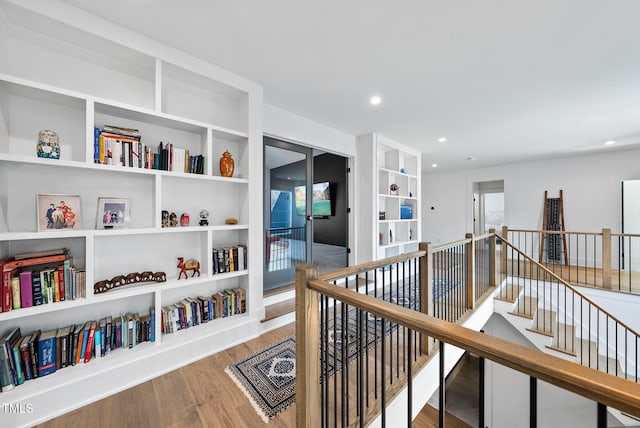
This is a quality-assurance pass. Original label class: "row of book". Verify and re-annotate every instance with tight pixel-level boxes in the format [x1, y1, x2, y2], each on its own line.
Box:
[0, 309, 156, 392]
[161, 287, 246, 334]
[1, 249, 86, 313]
[212, 245, 248, 274]
[93, 125, 205, 174]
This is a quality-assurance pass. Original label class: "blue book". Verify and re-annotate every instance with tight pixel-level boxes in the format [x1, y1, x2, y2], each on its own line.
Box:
[80, 322, 90, 363]
[94, 127, 100, 163]
[94, 328, 101, 359]
[38, 330, 57, 377]
[149, 307, 155, 343]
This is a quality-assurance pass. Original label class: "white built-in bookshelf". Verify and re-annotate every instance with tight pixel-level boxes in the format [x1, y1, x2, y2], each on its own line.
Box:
[356, 133, 421, 264]
[0, 1, 262, 425]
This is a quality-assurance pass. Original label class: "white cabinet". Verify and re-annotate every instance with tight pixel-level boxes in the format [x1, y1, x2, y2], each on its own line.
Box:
[0, 1, 262, 425]
[356, 133, 421, 264]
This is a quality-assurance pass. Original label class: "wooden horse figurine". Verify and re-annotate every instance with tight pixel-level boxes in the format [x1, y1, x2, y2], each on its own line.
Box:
[177, 257, 200, 279]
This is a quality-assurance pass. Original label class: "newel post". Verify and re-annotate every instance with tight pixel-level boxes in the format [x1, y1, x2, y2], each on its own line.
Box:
[419, 242, 434, 354]
[295, 264, 321, 428]
[501, 225, 509, 276]
[602, 228, 612, 289]
[489, 228, 497, 288]
[466, 233, 476, 309]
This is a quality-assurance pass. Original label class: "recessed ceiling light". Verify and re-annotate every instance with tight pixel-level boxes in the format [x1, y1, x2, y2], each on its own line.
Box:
[466, 157, 475, 161]
[431, 163, 438, 168]
[438, 137, 447, 143]
[370, 95, 382, 105]
[605, 140, 615, 145]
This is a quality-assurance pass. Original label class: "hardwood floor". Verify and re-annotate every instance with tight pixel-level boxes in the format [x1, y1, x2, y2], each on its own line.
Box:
[38, 324, 297, 428]
[38, 321, 460, 428]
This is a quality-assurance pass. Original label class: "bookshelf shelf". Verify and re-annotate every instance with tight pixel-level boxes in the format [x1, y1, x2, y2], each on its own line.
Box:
[0, 2, 261, 425]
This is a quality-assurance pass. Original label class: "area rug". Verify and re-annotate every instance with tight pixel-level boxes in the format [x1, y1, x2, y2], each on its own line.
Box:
[225, 336, 297, 423]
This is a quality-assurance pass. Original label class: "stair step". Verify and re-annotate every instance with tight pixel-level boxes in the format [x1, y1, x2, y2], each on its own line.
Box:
[509, 296, 538, 319]
[529, 308, 556, 336]
[495, 283, 523, 303]
[261, 298, 295, 322]
[552, 323, 576, 353]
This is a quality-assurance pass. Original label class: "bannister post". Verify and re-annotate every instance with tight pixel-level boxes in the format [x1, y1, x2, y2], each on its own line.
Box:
[420, 242, 434, 354]
[501, 225, 509, 277]
[489, 228, 497, 288]
[602, 228, 612, 289]
[296, 264, 321, 428]
[466, 233, 475, 309]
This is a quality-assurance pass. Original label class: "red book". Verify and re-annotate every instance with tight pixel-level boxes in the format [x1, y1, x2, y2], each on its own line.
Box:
[2, 269, 13, 312]
[84, 321, 97, 363]
[3, 254, 67, 271]
[57, 265, 65, 301]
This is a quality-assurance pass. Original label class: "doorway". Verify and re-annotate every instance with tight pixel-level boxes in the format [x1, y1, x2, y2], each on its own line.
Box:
[264, 137, 349, 292]
[621, 180, 640, 270]
[473, 180, 505, 236]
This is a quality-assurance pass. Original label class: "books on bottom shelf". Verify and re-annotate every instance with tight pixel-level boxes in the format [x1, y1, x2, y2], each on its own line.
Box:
[212, 245, 247, 274]
[0, 307, 156, 393]
[1, 249, 86, 313]
[161, 287, 246, 334]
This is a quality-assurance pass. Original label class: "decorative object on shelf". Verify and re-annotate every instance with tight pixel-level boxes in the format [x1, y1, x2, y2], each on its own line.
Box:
[161, 210, 169, 228]
[390, 183, 399, 195]
[409, 191, 413, 197]
[379, 211, 386, 220]
[93, 271, 166, 294]
[400, 168, 407, 174]
[37, 194, 82, 232]
[36, 130, 60, 159]
[400, 204, 413, 220]
[390, 229, 393, 243]
[410, 229, 413, 240]
[225, 217, 238, 225]
[199, 209, 209, 226]
[177, 257, 201, 279]
[169, 212, 178, 227]
[219, 150, 235, 177]
[379, 232, 383, 245]
[96, 197, 131, 229]
[180, 213, 190, 227]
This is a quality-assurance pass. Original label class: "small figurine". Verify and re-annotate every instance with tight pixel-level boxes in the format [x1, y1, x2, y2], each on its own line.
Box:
[390, 183, 399, 195]
[161, 210, 169, 228]
[400, 168, 407, 174]
[199, 209, 209, 226]
[390, 229, 393, 243]
[180, 213, 190, 227]
[225, 217, 238, 225]
[219, 150, 235, 177]
[177, 257, 201, 279]
[169, 212, 177, 227]
[36, 130, 60, 159]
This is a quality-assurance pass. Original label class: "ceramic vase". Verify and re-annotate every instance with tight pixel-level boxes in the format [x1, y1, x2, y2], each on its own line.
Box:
[220, 150, 235, 177]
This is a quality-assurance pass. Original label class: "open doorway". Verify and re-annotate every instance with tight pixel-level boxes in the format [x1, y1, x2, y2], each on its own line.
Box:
[473, 180, 505, 236]
[264, 136, 349, 292]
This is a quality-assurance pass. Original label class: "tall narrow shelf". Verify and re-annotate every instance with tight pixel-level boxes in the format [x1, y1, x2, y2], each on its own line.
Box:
[0, 1, 262, 426]
[356, 133, 421, 264]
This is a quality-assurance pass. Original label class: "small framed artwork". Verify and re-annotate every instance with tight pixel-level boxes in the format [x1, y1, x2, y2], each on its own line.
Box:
[96, 197, 131, 229]
[37, 194, 82, 231]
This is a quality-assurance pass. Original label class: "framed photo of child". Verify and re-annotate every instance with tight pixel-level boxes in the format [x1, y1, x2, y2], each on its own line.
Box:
[37, 194, 82, 231]
[96, 197, 131, 229]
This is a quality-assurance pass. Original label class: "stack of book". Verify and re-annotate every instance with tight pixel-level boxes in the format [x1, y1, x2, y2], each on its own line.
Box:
[93, 125, 205, 174]
[161, 287, 246, 334]
[0, 308, 156, 392]
[212, 245, 247, 274]
[1, 248, 85, 313]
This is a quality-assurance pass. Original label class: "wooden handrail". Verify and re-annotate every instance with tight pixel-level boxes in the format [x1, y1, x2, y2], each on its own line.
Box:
[472, 232, 494, 242]
[501, 237, 640, 337]
[318, 250, 426, 282]
[306, 278, 640, 417]
[611, 232, 640, 238]
[509, 228, 602, 236]
[430, 238, 471, 253]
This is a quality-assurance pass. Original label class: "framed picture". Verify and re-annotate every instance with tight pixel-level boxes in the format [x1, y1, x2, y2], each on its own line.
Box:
[37, 194, 82, 231]
[96, 197, 131, 229]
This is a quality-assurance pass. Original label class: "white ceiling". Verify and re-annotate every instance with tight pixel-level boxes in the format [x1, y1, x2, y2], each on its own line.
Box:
[63, 0, 640, 172]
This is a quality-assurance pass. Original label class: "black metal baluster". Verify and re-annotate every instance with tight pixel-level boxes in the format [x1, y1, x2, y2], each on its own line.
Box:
[479, 355, 485, 428]
[530, 377, 537, 428]
[597, 403, 606, 428]
[407, 327, 413, 428]
[439, 340, 445, 428]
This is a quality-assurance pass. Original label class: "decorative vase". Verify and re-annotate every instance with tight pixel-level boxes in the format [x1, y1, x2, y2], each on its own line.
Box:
[180, 213, 190, 227]
[36, 130, 60, 159]
[219, 150, 234, 177]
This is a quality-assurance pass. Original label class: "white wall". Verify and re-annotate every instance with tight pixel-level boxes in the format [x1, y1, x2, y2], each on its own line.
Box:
[423, 147, 640, 244]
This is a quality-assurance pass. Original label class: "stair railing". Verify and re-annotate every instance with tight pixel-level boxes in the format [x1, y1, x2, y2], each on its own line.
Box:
[296, 250, 640, 427]
[501, 236, 640, 382]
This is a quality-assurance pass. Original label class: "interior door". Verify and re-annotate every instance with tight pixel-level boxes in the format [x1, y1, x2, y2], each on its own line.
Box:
[264, 137, 313, 291]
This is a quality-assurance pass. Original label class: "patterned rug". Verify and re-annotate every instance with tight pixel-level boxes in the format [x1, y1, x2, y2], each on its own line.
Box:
[225, 336, 296, 423]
